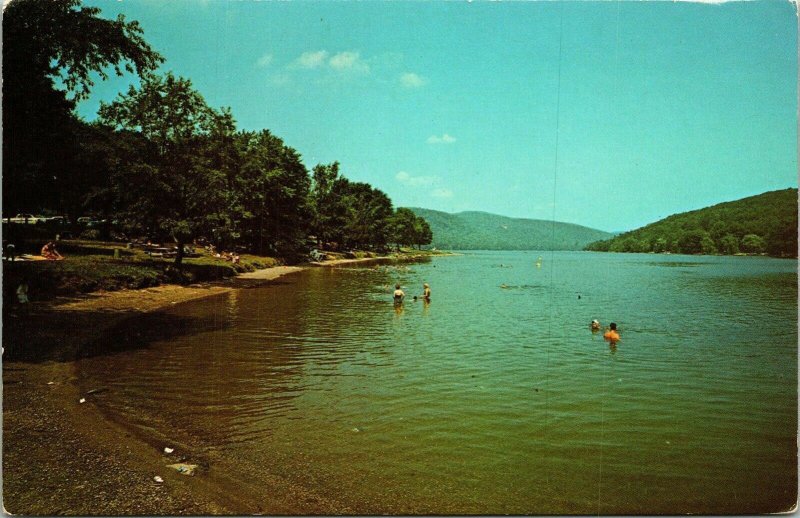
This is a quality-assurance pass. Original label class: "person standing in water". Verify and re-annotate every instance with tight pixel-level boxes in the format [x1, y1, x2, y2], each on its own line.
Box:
[393, 284, 405, 304]
[604, 322, 620, 342]
[422, 283, 431, 302]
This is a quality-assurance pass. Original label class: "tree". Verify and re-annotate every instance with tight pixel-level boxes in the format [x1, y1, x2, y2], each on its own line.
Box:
[414, 217, 433, 249]
[390, 208, 419, 248]
[740, 234, 766, 255]
[339, 182, 394, 250]
[310, 162, 347, 247]
[677, 230, 712, 254]
[99, 72, 234, 267]
[234, 130, 312, 257]
[719, 234, 740, 255]
[700, 235, 718, 255]
[3, 0, 162, 215]
[766, 225, 798, 258]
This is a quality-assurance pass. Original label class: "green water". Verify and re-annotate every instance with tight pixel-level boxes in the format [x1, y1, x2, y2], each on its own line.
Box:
[77, 251, 797, 514]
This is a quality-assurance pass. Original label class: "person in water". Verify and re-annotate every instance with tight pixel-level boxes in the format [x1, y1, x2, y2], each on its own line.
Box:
[422, 283, 431, 302]
[393, 284, 405, 304]
[591, 319, 601, 331]
[604, 322, 620, 341]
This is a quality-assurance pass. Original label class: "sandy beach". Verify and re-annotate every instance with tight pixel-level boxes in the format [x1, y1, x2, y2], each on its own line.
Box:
[2, 255, 442, 515]
[2, 265, 306, 514]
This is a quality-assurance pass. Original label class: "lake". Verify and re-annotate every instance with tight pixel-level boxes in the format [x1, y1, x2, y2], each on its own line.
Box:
[76, 251, 797, 514]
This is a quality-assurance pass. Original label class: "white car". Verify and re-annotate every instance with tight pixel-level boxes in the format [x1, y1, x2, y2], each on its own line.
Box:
[9, 213, 44, 224]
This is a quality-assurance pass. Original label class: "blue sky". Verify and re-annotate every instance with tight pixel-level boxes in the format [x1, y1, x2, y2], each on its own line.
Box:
[78, 0, 797, 232]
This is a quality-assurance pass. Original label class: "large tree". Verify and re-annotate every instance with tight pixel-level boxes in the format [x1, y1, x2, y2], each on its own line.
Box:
[414, 217, 433, 249]
[310, 162, 348, 247]
[339, 181, 394, 250]
[390, 208, 419, 248]
[98, 72, 234, 266]
[3, 0, 163, 215]
[234, 130, 312, 257]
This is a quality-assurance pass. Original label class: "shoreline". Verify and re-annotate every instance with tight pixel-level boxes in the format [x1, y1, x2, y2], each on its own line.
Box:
[2, 253, 447, 515]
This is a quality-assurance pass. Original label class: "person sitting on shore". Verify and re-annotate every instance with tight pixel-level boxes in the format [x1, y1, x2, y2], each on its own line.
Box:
[591, 319, 601, 331]
[393, 284, 405, 305]
[41, 241, 63, 261]
[603, 322, 620, 342]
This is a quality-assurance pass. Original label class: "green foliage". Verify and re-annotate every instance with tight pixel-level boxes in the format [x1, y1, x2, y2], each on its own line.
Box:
[340, 181, 394, 249]
[719, 234, 740, 255]
[4, 0, 429, 273]
[390, 208, 420, 247]
[740, 234, 766, 254]
[233, 130, 312, 257]
[765, 224, 798, 258]
[99, 72, 235, 265]
[415, 218, 433, 249]
[310, 162, 347, 245]
[3, 0, 163, 216]
[585, 189, 798, 257]
[309, 164, 412, 252]
[409, 208, 612, 250]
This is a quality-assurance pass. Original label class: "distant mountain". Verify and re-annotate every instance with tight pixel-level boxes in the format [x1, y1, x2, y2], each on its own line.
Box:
[407, 208, 613, 250]
[584, 188, 798, 257]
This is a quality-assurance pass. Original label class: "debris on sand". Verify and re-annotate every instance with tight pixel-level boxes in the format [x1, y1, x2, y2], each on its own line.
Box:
[167, 463, 198, 476]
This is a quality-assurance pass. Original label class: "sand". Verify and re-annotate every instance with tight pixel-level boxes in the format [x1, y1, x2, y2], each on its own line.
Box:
[1, 264, 339, 515]
[2, 256, 445, 514]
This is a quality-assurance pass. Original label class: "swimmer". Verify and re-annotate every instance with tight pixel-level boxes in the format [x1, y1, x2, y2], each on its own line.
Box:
[422, 283, 431, 302]
[591, 319, 601, 331]
[393, 284, 405, 304]
[603, 322, 620, 342]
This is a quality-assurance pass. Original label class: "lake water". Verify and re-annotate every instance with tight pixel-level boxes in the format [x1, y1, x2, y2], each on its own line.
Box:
[76, 251, 797, 514]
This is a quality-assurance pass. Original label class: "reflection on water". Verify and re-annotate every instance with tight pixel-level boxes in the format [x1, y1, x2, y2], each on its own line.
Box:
[77, 252, 797, 514]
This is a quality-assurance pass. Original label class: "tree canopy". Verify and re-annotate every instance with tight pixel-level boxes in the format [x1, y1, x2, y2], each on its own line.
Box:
[585, 188, 798, 258]
[3, 0, 163, 216]
[3, 0, 432, 264]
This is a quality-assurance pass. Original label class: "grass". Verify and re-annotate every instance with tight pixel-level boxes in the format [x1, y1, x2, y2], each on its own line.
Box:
[3, 240, 283, 303]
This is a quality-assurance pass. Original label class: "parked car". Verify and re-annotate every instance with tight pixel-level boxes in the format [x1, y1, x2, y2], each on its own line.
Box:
[9, 213, 45, 224]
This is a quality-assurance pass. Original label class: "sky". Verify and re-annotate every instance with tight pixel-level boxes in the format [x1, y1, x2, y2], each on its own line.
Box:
[77, 0, 797, 232]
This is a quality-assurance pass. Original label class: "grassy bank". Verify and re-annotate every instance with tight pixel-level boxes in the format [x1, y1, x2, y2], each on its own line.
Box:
[3, 240, 448, 304]
[3, 240, 281, 304]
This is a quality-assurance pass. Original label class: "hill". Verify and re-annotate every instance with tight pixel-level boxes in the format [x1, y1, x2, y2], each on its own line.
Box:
[407, 208, 613, 250]
[584, 188, 798, 257]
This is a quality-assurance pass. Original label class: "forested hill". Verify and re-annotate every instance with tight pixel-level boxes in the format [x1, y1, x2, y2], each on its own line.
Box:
[584, 188, 798, 257]
[407, 208, 613, 250]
